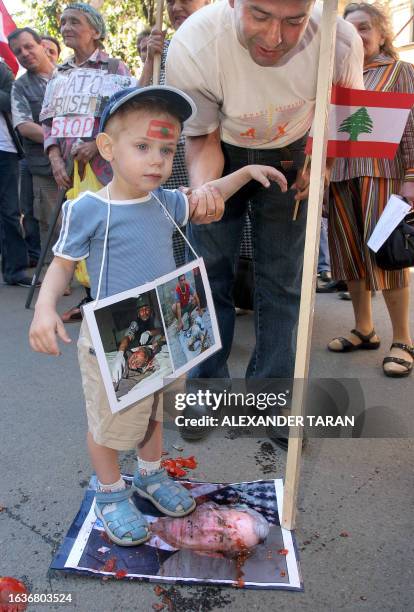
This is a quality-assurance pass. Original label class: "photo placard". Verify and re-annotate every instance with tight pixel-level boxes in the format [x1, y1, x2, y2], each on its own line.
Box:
[82, 259, 221, 413]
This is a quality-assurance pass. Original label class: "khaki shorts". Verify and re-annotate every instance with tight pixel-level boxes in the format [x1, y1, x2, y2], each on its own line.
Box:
[77, 320, 163, 451]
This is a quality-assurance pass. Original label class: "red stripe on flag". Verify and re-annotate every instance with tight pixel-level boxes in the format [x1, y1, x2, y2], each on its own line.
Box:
[331, 85, 414, 108]
[331, 85, 414, 110]
[306, 137, 398, 159]
[0, 0, 18, 75]
[0, 41, 18, 75]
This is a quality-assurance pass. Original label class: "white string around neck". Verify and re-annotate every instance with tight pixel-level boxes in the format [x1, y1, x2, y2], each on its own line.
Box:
[93, 184, 199, 306]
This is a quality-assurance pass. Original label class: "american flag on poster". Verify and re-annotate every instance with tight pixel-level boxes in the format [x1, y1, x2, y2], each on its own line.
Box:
[0, 0, 18, 75]
[306, 85, 414, 159]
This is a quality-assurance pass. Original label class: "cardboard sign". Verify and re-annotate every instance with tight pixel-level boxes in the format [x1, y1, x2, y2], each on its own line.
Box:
[40, 69, 136, 122]
[51, 115, 94, 138]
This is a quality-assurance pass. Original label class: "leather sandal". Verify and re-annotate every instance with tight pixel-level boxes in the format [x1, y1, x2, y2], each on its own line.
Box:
[328, 329, 380, 353]
[382, 343, 414, 378]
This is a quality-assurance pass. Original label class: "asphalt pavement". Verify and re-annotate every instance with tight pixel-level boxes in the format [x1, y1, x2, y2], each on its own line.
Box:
[0, 278, 413, 612]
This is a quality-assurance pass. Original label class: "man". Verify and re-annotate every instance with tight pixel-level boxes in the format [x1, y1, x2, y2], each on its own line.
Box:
[40, 35, 61, 65]
[172, 273, 201, 330]
[0, 59, 36, 287]
[111, 296, 164, 384]
[9, 28, 58, 263]
[166, 1, 363, 383]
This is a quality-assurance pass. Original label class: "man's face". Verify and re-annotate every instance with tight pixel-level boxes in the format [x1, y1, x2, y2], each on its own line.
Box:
[229, 0, 314, 67]
[9, 32, 49, 72]
[153, 502, 260, 553]
[128, 348, 148, 369]
[178, 275, 186, 289]
[138, 305, 151, 321]
[166, 0, 210, 31]
[41, 39, 60, 64]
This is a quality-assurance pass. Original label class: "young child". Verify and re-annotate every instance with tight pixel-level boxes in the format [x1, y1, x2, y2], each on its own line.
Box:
[29, 85, 287, 547]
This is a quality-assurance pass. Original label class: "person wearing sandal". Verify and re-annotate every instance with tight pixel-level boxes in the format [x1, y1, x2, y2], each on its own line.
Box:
[327, 3, 414, 378]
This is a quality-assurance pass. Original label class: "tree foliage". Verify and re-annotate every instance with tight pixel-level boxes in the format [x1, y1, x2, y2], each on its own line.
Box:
[20, 0, 165, 74]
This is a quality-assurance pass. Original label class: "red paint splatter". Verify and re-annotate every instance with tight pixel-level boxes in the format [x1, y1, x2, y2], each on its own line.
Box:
[280, 570, 286, 577]
[153, 585, 165, 596]
[102, 557, 117, 572]
[175, 456, 197, 469]
[277, 549, 289, 556]
[115, 569, 128, 579]
[152, 604, 165, 611]
[0, 577, 28, 611]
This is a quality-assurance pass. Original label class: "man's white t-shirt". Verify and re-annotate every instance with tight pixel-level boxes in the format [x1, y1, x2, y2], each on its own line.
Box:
[166, 0, 364, 149]
[0, 114, 17, 153]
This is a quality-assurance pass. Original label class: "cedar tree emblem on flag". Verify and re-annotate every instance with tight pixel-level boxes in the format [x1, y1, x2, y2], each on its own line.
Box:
[338, 107, 373, 141]
[147, 119, 176, 139]
[306, 86, 414, 158]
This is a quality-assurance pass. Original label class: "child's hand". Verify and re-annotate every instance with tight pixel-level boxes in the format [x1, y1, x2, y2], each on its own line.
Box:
[29, 308, 71, 356]
[248, 165, 288, 192]
[188, 185, 225, 224]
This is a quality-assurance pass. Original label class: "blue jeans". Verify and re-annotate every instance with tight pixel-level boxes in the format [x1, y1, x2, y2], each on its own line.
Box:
[0, 152, 29, 283]
[318, 217, 330, 273]
[187, 140, 308, 379]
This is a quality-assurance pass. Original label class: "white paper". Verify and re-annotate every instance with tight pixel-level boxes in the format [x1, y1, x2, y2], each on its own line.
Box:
[367, 195, 411, 253]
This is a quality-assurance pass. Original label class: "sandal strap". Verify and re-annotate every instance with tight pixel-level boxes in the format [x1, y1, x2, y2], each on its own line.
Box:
[95, 487, 132, 505]
[383, 356, 413, 370]
[351, 328, 376, 342]
[333, 336, 355, 349]
[390, 342, 414, 358]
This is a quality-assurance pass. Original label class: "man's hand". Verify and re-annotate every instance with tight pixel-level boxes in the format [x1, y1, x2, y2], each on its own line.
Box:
[72, 141, 98, 165]
[291, 164, 331, 202]
[29, 308, 71, 356]
[400, 181, 414, 206]
[111, 351, 125, 384]
[247, 165, 288, 192]
[140, 331, 151, 345]
[189, 185, 224, 224]
[49, 152, 71, 189]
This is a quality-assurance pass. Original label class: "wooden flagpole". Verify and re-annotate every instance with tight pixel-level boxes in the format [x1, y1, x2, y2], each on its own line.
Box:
[152, 0, 164, 85]
[282, 0, 339, 530]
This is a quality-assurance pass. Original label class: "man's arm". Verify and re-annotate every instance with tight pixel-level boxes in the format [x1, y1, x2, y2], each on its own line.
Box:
[185, 128, 224, 187]
[17, 122, 44, 143]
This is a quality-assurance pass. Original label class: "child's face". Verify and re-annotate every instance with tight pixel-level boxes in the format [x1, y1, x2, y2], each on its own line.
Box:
[102, 110, 180, 195]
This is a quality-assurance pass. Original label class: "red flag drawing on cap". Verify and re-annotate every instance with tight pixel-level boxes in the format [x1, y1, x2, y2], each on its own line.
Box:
[306, 85, 414, 159]
[0, 0, 18, 75]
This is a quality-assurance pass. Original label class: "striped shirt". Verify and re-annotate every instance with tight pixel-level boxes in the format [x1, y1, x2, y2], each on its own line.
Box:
[331, 54, 414, 183]
[53, 189, 188, 299]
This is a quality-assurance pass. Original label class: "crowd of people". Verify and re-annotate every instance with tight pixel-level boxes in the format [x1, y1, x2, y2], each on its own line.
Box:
[0, 0, 412, 550]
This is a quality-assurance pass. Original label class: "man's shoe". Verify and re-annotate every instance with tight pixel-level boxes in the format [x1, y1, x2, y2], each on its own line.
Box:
[9, 275, 41, 288]
[318, 270, 331, 283]
[316, 279, 348, 293]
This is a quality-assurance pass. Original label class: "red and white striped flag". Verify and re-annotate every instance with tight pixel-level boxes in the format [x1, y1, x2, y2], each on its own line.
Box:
[0, 0, 18, 75]
[306, 85, 414, 159]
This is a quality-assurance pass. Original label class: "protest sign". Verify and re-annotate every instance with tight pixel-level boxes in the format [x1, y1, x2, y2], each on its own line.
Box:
[40, 69, 136, 122]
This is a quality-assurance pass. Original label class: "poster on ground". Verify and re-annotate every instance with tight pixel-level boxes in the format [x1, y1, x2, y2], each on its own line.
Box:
[50, 477, 303, 590]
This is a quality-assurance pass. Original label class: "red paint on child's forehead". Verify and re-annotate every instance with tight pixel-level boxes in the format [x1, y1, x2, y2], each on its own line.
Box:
[146, 119, 177, 140]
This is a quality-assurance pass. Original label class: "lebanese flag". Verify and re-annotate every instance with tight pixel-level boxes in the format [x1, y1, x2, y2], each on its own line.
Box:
[0, 0, 18, 75]
[306, 85, 414, 159]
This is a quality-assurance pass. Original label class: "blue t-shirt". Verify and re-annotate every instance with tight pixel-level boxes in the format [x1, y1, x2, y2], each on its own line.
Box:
[53, 189, 188, 299]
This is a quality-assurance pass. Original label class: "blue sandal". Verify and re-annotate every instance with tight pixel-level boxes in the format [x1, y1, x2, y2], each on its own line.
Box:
[133, 468, 196, 517]
[94, 488, 150, 546]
